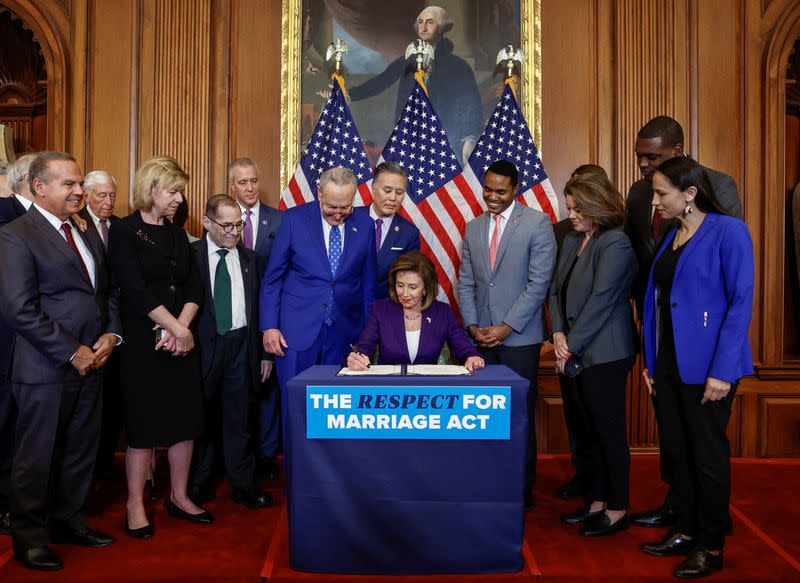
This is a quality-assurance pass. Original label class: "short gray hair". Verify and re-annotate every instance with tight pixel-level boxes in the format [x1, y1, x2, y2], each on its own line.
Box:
[373, 161, 407, 183]
[414, 5, 454, 35]
[318, 166, 357, 193]
[227, 157, 260, 181]
[83, 170, 117, 194]
[28, 151, 77, 194]
[8, 153, 36, 194]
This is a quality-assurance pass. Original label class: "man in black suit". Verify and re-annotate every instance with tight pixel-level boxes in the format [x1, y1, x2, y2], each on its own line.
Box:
[227, 157, 283, 479]
[624, 116, 742, 529]
[188, 194, 272, 509]
[0, 153, 35, 536]
[0, 151, 121, 570]
[78, 170, 124, 480]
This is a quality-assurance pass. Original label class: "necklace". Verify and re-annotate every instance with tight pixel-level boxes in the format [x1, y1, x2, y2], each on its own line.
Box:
[404, 313, 421, 321]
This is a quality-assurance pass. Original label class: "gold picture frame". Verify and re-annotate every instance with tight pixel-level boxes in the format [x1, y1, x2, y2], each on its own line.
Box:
[279, 0, 543, 191]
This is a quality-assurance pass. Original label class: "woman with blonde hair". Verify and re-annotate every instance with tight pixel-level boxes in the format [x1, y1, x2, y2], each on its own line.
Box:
[110, 156, 209, 539]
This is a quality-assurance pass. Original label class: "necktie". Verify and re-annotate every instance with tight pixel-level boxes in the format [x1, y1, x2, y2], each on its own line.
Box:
[242, 209, 253, 250]
[375, 218, 383, 252]
[325, 225, 342, 325]
[214, 249, 233, 335]
[489, 213, 502, 270]
[100, 219, 109, 249]
[651, 208, 663, 243]
[61, 223, 91, 281]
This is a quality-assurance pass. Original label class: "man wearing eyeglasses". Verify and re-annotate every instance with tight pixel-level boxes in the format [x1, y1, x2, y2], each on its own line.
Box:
[188, 194, 271, 509]
[260, 166, 376, 413]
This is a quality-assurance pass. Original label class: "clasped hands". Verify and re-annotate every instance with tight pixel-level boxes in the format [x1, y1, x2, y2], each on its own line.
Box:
[552, 332, 572, 374]
[71, 333, 118, 376]
[641, 369, 730, 404]
[468, 323, 512, 349]
[153, 324, 194, 357]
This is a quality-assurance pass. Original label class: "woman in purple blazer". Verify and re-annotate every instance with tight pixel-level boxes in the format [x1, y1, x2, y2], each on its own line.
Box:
[347, 252, 484, 371]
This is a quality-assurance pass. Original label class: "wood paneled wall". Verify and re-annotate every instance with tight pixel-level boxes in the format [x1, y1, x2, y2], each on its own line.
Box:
[7, 0, 800, 456]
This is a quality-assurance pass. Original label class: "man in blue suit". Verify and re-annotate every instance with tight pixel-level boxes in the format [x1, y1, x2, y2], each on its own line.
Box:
[260, 166, 376, 422]
[353, 161, 420, 298]
[228, 157, 283, 478]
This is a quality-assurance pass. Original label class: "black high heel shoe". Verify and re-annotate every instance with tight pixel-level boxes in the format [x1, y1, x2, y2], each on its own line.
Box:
[124, 514, 153, 539]
[165, 498, 214, 524]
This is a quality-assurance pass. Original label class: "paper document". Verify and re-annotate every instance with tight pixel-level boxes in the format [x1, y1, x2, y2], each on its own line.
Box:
[337, 364, 471, 376]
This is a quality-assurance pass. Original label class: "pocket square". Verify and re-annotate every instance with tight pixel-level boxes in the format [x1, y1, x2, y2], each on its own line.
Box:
[390, 246, 404, 251]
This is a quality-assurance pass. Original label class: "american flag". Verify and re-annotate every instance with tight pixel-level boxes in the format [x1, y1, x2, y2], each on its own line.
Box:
[377, 80, 484, 311]
[462, 82, 559, 222]
[280, 77, 373, 210]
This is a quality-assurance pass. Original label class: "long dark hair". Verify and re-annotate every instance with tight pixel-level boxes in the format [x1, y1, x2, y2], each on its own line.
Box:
[655, 156, 727, 215]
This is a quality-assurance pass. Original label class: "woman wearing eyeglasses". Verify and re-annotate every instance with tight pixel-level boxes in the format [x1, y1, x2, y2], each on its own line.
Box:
[109, 156, 209, 540]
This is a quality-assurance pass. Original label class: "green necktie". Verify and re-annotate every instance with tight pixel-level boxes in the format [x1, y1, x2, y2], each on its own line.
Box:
[214, 249, 232, 335]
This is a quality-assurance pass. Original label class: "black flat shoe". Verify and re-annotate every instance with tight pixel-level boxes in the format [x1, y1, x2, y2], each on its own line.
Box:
[642, 530, 694, 556]
[124, 515, 153, 539]
[51, 526, 115, 547]
[231, 487, 273, 509]
[14, 546, 63, 571]
[579, 513, 630, 536]
[165, 498, 214, 524]
[561, 505, 604, 525]
[673, 549, 723, 579]
[631, 504, 678, 528]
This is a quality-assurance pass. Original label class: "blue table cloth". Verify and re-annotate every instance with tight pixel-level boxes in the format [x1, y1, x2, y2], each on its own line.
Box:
[285, 365, 530, 575]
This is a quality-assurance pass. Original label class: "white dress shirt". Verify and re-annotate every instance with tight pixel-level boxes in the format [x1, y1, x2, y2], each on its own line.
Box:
[238, 201, 260, 247]
[15, 194, 32, 211]
[487, 201, 516, 248]
[322, 219, 345, 254]
[206, 234, 247, 331]
[406, 329, 420, 363]
[369, 206, 394, 250]
[85, 204, 109, 243]
[34, 203, 96, 288]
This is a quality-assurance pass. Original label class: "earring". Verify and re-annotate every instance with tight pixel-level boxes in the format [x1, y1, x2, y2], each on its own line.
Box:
[684, 203, 693, 216]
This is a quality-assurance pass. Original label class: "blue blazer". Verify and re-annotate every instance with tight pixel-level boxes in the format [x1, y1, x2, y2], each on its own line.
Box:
[355, 298, 479, 365]
[353, 206, 420, 298]
[252, 202, 282, 278]
[643, 213, 754, 384]
[259, 201, 377, 352]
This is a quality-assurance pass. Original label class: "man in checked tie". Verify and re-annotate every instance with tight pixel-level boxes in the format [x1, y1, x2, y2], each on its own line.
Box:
[0, 151, 122, 570]
[260, 166, 376, 419]
[458, 159, 556, 511]
[227, 157, 283, 479]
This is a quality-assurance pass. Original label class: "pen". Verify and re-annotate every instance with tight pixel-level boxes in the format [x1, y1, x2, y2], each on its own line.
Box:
[349, 343, 370, 368]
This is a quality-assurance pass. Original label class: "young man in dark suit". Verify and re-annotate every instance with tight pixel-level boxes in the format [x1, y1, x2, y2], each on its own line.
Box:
[0, 152, 121, 570]
[353, 161, 420, 299]
[624, 116, 742, 529]
[227, 157, 283, 479]
[189, 194, 271, 509]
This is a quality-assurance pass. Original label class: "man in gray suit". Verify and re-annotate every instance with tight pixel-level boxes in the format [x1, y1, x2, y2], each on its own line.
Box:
[0, 151, 121, 571]
[624, 116, 742, 529]
[458, 159, 556, 509]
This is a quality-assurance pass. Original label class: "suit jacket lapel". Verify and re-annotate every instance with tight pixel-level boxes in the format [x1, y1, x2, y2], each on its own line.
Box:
[73, 219, 104, 291]
[198, 238, 215, 320]
[492, 205, 523, 272]
[306, 204, 330, 273]
[29, 208, 94, 290]
[380, 216, 399, 251]
[390, 302, 412, 363]
[254, 203, 270, 252]
[673, 214, 716, 281]
[476, 213, 492, 280]
[239, 246, 253, 322]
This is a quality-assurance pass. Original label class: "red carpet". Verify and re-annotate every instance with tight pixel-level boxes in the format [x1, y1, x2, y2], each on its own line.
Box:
[1, 456, 799, 582]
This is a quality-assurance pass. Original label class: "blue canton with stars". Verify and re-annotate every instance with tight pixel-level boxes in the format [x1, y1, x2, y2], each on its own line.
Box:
[381, 82, 462, 204]
[300, 79, 373, 190]
[466, 83, 549, 193]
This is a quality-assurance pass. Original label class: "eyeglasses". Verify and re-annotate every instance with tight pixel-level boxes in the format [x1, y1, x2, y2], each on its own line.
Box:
[208, 217, 245, 233]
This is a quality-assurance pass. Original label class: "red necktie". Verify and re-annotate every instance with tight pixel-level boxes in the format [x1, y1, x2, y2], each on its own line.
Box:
[489, 213, 501, 270]
[61, 223, 91, 281]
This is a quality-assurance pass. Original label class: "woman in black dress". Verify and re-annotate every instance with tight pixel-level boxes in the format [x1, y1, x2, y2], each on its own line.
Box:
[110, 156, 209, 539]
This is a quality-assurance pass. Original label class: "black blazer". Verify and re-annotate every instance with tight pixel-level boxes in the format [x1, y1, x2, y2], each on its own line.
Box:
[0, 206, 121, 384]
[78, 206, 120, 254]
[0, 196, 27, 378]
[0, 196, 26, 228]
[192, 237, 262, 391]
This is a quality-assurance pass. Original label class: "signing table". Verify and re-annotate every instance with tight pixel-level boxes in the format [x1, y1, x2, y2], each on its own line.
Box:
[285, 364, 530, 575]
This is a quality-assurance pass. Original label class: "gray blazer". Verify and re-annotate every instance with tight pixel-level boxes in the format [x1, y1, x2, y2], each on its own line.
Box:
[458, 203, 556, 346]
[547, 229, 637, 367]
[0, 206, 121, 384]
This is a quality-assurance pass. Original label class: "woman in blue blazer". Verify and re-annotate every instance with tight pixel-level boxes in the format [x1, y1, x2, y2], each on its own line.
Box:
[641, 157, 754, 579]
[347, 252, 484, 371]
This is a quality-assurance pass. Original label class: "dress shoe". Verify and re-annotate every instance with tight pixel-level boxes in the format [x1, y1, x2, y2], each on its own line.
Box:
[630, 504, 678, 528]
[0, 511, 11, 535]
[165, 498, 214, 524]
[673, 549, 723, 579]
[642, 530, 695, 557]
[561, 505, 604, 525]
[51, 526, 115, 547]
[14, 546, 63, 571]
[555, 476, 584, 500]
[579, 513, 630, 537]
[124, 515, 153, 540]
[232, 486, 273, 509]
[256, 457, 280, 480]
[188, 484, 215, 505]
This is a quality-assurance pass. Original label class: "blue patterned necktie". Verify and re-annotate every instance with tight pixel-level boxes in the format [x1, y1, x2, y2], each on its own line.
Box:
[325, 225, 342, 325]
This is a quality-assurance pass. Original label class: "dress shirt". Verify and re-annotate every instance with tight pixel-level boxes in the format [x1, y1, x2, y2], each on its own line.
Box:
[369, 206, 394, 250]
[206, 234, 247, 331]
[322, 218, 345, 255]
[406, 328, 420, 363]
[486, 201, 516, 248]
[238, 201, 260, 245]
[34, 202, 96, 288]
[15, 194, 33, 211]
[84, 204, 109, 243]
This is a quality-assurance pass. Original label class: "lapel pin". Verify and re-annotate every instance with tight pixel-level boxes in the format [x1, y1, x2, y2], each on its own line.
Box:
[394, 225, 400, 232]
[262, 219, 268, 225]
[352, 226, 358, 232]
[426, 317, 431, 323]
[513, 217, 519, 224]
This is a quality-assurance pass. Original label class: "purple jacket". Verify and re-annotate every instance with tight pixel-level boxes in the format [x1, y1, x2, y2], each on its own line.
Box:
[355, 298, 479, 364]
